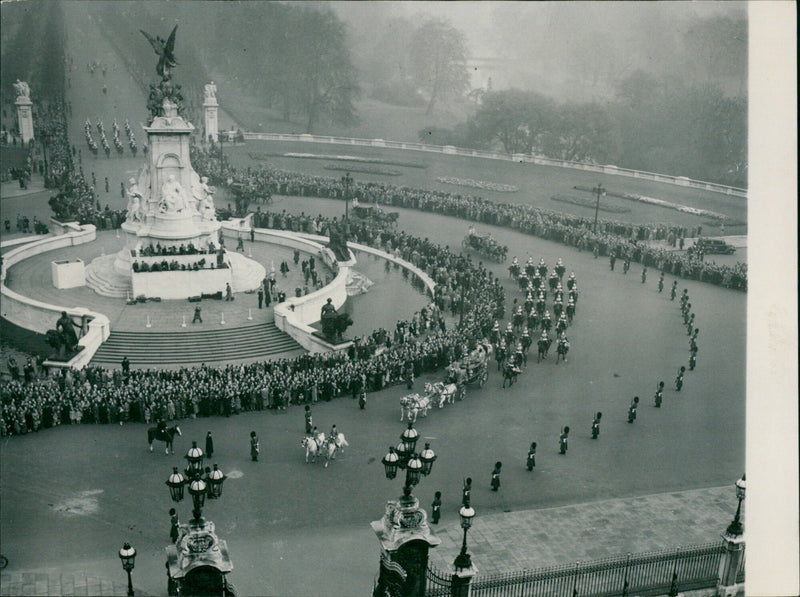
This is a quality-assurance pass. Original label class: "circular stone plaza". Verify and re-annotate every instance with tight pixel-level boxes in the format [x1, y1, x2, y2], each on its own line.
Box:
[0, 4, 796, 597]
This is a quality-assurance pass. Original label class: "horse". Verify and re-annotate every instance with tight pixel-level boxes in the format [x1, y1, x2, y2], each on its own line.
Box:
[537, 338, 551, 363]
[502, 361, 522, 388]
[148, 424, 181, 454]
[332, 432, 349, 454]
[556, 340, 570, 363]
[400, 393, 429, 422]
[301, 436, 321, 463]
[425, 382, 457, 408]
[323, 437, 339, 468]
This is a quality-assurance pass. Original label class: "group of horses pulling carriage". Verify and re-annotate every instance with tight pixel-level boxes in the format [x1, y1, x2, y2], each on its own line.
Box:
[300, 431, 349, 468]
[462, 230, 508, 262]
[400, 343, 491, 422]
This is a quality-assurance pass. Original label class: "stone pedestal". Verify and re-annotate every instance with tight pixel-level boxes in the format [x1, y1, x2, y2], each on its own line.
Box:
[51, 259, 86, 289]
[16, 96, 34, 144]
[204, 97, 219, 143]
[716, 533, 745, 597]
[451, 563, 478, 597]
[371, 490, 441, 597]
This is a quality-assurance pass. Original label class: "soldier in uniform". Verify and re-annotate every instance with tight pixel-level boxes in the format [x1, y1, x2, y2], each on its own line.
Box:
[658, 273, 665, 293]
[250, 431, 260, 461]
[559, 426, 570, 454]
[670, 281, 678, 301]
[431, 491, 442, 524]
[304, 405, 313, 434]
[627, 396, 639, 423]
[591, 412, 602, 439]
[490, 462, 502, 491]
[526, 442, 537, 471]
[641, 266, 648, 284]
[654, 381, 665, 407]
[675, 367, 686, 391]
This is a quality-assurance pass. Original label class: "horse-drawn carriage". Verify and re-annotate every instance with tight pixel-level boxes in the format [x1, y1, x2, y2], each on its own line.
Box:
[351, 204, 399, 226]
[462, 230, 507, 262]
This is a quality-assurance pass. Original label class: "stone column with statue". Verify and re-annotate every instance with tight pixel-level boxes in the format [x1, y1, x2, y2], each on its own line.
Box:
[14, 80, 34, 144]
[203, 81, 219, 143]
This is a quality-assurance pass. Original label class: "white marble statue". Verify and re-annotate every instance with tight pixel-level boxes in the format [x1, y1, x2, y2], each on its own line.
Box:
[200, 177, 216, 220]
[126, 178, 143, 222]
[204, 81, 217, 101]
[160, 174, 189, 213]
[14, 80, 30, 101]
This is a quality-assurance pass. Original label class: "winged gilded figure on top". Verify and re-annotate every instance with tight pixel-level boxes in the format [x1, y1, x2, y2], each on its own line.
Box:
[140, 24, 179, 78]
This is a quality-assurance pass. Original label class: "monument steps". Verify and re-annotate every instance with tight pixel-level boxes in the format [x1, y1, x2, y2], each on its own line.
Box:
[90, 323, 302, 366]
[85, 255, 132, 298]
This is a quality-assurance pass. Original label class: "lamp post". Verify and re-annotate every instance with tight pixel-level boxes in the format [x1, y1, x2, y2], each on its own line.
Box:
[341, 172, 353, 240]
[725, 473, 746, 537]
[165, 441, 227, 525]
[592, 183, 605, 234]
[454, 505, 476, 571]
[381, 423, 436, 506]
[118, 542, 136, 597]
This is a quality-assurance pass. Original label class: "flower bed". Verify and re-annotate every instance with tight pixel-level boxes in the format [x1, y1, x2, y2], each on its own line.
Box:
[437, 176, 519, 192]
[323, 164, 402, 176]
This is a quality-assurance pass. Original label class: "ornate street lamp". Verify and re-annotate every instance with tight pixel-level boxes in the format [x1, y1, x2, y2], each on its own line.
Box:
[381, 423, 435, 506]
[725, 473, 746, 537]
[184, 441, 204, 476]
[454, 506, 475, 571]
[592, 183, 605, 234]
[118, 542, 136, 597]
[208, 463, 227, 499]
[166, 467, 186, 502]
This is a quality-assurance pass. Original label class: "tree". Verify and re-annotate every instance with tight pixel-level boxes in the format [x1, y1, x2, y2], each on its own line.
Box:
[280, 8, 361, 133]
[467, 89, 556, 154]
[409, 19, 470, 115]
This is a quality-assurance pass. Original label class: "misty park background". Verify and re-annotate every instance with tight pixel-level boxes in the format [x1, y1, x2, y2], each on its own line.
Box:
[1, 1, 746, 188]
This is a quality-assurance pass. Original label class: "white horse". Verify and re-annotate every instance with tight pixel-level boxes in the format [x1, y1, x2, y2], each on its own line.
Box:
[400, 393, 430, 422]
[301, 436, 321, 463]
[332, 432, 349, 454]
[425, 382, 458, 408]
[323, 437, 339, 468]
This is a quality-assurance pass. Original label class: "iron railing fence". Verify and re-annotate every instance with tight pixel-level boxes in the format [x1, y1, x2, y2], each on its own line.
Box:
[426, 541, 730, 597]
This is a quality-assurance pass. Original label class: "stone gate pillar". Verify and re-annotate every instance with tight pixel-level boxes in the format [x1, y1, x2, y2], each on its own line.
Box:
[371, 492, 441, 597]
[203, 81, 219, 143]
[15, 81, 34, 144]
[717, 534, 745, 597]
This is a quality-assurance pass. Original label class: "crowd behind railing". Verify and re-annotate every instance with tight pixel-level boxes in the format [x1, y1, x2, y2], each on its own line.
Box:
[1, 215, 504, 435]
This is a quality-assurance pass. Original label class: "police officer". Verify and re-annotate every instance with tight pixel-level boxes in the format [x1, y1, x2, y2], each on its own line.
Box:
[658, 273, 665, 293]
[670, 280, 678, 301]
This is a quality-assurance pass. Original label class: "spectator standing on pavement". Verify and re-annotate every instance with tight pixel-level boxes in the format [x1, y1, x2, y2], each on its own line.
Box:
[491, 462, 502, 491]
[526, 442, 537, 471]
[431, 491, 442, 524]
[205, 431, 214, 459]
[258, 288, 264, 309]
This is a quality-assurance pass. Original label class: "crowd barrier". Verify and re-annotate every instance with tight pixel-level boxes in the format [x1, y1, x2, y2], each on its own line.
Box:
[242, 132, 747, 198]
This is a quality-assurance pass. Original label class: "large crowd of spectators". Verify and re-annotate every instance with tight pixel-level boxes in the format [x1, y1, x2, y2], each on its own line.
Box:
[190, 147, 747, 291]
[1, 215, 504, 435]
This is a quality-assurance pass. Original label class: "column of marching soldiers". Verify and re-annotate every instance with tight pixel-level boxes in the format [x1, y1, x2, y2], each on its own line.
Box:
[495, 257, 699, 470]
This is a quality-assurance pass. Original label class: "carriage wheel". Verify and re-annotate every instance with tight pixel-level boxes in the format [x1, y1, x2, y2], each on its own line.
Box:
[479, 371, 487, 387]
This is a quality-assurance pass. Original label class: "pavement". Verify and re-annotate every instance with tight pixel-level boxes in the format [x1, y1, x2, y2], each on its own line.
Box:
[0, 485, 739, 596]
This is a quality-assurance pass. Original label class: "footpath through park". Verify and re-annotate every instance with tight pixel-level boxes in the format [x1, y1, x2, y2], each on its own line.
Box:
[0, 485, 737, 596]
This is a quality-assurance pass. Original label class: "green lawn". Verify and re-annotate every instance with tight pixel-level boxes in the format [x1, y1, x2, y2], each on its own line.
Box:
[224, 140, 747, 232]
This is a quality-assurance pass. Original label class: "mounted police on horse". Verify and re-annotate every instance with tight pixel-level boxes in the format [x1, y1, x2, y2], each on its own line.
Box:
[148, 423, 181, 454]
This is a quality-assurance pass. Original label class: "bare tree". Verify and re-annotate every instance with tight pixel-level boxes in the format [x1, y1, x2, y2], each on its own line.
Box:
[409, 18, 469, 115]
